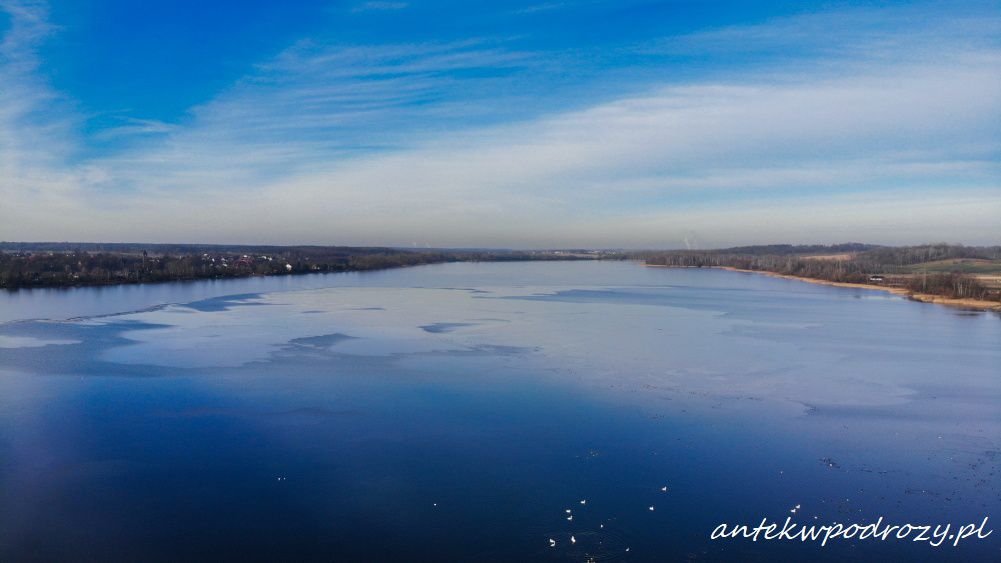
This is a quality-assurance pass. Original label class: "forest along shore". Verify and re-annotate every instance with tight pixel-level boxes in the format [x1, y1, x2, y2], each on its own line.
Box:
[643, 244, 1001, 313]
[0, 242, 620, 289]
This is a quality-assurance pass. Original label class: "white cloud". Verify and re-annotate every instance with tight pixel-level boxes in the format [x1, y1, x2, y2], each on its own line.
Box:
[352, 2, 408, 13]
[511, 3, 567, 15]
[0, 3, 999, 247]
[93, 117, 177, 140]
[0, 1, 96, 233]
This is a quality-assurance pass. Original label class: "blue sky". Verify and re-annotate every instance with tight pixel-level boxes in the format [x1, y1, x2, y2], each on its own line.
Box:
[1, 0, 999, 248]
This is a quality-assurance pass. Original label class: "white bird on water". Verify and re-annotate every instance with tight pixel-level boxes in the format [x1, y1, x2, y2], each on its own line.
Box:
[661, 486, 668, 492]
[549, 538, 556, 547]
[571, 535, 576, 544]
[580, 499, 587, 505]
[567, 515, 573, 521]
[649, 506, 655, 511]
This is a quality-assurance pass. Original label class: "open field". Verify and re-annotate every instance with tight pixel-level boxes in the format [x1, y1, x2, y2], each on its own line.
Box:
[904, 258, 1001, 275]
[800, 253, 856, 261]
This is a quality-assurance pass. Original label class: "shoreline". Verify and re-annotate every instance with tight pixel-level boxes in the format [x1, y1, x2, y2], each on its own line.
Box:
[646, 264, 1001, 312]
[0, 256, 605, 292]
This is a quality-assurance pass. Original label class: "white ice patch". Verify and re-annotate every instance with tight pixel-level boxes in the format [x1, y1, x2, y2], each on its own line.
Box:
[0, 335, 80, 348]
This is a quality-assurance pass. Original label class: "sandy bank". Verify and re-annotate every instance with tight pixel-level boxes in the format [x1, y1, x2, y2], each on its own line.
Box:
[645, 264, 1001, 312]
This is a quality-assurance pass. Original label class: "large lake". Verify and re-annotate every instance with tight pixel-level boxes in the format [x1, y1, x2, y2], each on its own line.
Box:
[1, 261, 998, 561]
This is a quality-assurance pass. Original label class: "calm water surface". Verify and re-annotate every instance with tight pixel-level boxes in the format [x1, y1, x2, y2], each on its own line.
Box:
[1, 261, 999, 561]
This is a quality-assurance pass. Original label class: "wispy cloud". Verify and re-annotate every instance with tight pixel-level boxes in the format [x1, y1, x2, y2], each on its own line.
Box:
[81, 38, 541, 195]
[511, 3, 566, 15]
[352, 2, 408, 13]
[0, 0, 95, 230]
[646, 6, 1001, 59]
[1, 3, 999, 247]
[92, 117, 178, 139]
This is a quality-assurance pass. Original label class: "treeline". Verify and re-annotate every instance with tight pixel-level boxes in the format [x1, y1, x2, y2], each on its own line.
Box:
[903, 272, 991, 300]
[644, 244, 1000, 302]
[861, 244, 1001, 266]
[0, 245, 601, 289]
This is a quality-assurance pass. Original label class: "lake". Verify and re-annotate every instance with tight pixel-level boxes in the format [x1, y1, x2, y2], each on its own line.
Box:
[1, 261, 998, 561]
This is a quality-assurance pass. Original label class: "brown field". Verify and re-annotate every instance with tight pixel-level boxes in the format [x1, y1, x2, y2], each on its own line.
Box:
[800, 253, 855, 261]
[905, 258, 1001, 275]
[975, 274, 1001, 289]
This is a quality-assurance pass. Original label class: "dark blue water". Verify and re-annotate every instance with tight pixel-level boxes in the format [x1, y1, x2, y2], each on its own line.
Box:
[1, 261, 999, 561]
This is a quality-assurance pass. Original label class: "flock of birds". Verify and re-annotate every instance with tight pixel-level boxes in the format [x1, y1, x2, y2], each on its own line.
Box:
[278, 476, 672, 555]
[546, 485, 669, 553]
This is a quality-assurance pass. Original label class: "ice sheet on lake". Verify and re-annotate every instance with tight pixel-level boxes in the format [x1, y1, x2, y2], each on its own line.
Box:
[81, 280, 993, 410]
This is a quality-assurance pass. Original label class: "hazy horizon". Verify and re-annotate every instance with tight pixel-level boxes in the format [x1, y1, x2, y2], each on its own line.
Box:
[2, 1, 999, 247]
[2, 239, 995, 252]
